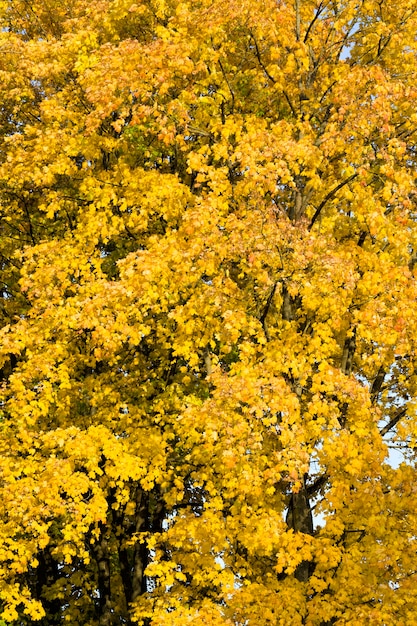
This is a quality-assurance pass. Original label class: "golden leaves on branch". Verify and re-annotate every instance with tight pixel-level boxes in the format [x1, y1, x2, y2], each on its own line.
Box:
[0, 0, 416, 623]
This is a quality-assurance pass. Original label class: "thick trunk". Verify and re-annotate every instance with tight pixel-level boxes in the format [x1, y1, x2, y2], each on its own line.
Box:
[93, 527, 113, 626]
[119, 489, 151, 608]
[35, 547, 62, 625]
[286, 481, 314, 582]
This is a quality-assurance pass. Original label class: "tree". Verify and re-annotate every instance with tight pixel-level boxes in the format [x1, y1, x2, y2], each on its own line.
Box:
[0, 0, 416, 623]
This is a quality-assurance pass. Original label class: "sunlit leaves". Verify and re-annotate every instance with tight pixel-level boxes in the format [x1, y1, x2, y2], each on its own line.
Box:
[0, 0, 416, 624]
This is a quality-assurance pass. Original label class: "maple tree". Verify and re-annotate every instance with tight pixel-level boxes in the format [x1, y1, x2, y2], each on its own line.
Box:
[0, 0, 417, 623]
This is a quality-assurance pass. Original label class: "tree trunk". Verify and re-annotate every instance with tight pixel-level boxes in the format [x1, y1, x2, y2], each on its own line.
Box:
[286, 480, 314, 582]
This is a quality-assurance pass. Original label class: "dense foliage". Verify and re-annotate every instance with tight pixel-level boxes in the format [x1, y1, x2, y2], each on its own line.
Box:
[0, 0, 417, 624]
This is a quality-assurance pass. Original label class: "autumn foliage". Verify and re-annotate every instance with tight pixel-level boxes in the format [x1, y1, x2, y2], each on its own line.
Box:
[0, 0, 417, 623]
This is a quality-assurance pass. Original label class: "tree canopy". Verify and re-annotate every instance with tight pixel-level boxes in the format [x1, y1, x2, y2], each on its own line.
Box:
[0, 0, 417, 624]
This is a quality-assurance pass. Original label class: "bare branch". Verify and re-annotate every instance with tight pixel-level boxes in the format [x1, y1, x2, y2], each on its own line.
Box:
[380, 407, 407, 437]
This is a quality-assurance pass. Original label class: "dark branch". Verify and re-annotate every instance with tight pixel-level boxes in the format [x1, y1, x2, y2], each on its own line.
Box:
[370, 365, 385, 400]
[250, 32, 276, 83]
[380, 407, 407, 437]
[304, 1, 326, 43]
[259, 282, 278, 341]
[309, 174, 358, 230]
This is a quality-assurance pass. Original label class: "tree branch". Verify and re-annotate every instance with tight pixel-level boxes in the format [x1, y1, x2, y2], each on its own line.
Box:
[341, 327, 356, 375]
[250, 32, 276, 83]
[380, 407, 407, 437]
[309, 174, 358, 230]
[370, 365, 385, 400]
[260, 282, 278, 341]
